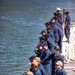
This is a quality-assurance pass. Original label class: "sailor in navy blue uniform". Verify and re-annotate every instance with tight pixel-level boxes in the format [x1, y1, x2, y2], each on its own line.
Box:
[55, 61, 67, 75]
[45, 46, 64, 75]
[34, 57, 46, 75]
[34, 45, 44, 58]
[49, 22, 59, 45]
[64, 11, 71, 43]
[29, 55, 36, 62]
[52, 17, 63, 52]
[30, 60, 42, 75]
[46, 27, 55, 41]
[41, 44, 51, 75]
[44, 34, 55, 54]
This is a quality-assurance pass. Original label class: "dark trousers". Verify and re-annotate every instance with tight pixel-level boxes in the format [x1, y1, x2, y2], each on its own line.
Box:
[64, 27, 70, 40]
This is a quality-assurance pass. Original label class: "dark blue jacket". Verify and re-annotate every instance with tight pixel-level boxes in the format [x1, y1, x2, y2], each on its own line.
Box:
[65, 15, 71, 29]
[52, 26, 59, 43]
[41, 49, 51, 65]
[38, 64, 46, 75]
[45, 53, 64, 75]
[56, 68, 67, 75]
[31, 68, 42, 75]
[47, 27, 56, 45]
[58, 19, 63, 26]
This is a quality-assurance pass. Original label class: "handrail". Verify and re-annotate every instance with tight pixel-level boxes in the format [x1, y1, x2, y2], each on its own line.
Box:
[63, 8, 75, 10]
[62, 8, 75, 22]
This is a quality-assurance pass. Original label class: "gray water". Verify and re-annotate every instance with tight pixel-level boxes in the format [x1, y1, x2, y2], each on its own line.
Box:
[0, 0, 75, 75]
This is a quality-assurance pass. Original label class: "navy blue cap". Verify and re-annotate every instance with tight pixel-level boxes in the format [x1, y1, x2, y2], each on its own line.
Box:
[53, 13, 58, 16]
[64, 11, 69, 14]
[53, 16, 58, 20]
[40, 30, 46, 34]
[43, 44, 48, 46]
[54, 46, 60, 50]
[44, 22, 50, 25]
[29, 55, 36, 61]
[36, 44, 43, 48]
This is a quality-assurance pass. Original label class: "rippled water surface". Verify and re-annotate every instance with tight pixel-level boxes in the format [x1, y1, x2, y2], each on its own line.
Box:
[0, 0, 75, 75]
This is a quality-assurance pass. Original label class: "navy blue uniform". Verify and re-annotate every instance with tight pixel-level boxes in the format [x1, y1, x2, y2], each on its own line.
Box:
[50, 25, 59, 44]
[64, 15, 71, 40]
[54, 21, 63, 51]
[41, 49, 51, 75]
[56, 68, 67, 75]
[31, 68, 42, 75]
[46, 37, 56, 54]
[47, 27, 56, 46]
[45, 53, 64, 75]
[38, 63, 46, 75]
[58, 19, 63, 26]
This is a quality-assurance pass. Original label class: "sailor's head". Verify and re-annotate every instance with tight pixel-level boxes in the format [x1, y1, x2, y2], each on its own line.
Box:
[44, 22, 50, 28]
[64, 11, 69, 16]
[34, 57, 41, 64]
[46, 27, 51, 33]
[37, 45, 43, 50]
[56, 7, 62, 13]
[56, 61, 63, 69]
[40, 30, 47, 36]
[29, 55, 36, 62]
[29, 60, 39, 70]
[53, 12, 58, 17]
[49, 21, 54, 27]
[23, 71, 34, 75]
[43, 44, 48, 50]
[39, 36, 45, 42]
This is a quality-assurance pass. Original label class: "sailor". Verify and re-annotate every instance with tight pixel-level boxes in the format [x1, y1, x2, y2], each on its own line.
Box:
[29, 60, 42, 75]
[49, 21, 59, 45]
[46, 27, 56, 47]
[54, 46, 64, 68]
[34, 57, 46, 75]
[51, 17, 63, 52]
[55, 61, 67, 75]
[64, 11, 71, 43]
[23, 71, 34, 75]
[56, 7, 62, 20]
[44, 33, 55, 54]
[41, 44, 51, 75]
[45, 46, 64, 75]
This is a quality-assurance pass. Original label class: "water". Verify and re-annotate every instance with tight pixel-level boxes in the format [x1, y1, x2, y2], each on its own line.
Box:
[0, 0, 75, 75]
